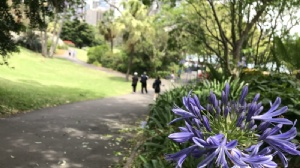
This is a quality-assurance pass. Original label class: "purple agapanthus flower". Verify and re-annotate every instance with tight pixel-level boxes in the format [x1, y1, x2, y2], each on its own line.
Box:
[166, 83, 300, 168]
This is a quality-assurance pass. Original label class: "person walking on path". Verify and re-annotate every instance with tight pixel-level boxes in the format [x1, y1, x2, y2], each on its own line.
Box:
[170, 70, 175, 83]
[132, 72, 139, 93]
[140, 72, 148, 94]
[153, 76, 161, 100]
[72, 49, 76, 58]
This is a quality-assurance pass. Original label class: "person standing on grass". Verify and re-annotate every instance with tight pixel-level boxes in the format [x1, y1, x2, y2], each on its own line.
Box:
[132, 72, 138, 93]
[153, 76, 161, 100]
[140, 72, 148, 94]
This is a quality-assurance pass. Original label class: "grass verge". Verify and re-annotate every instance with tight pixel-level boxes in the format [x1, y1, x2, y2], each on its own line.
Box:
[0, 47, 130, 116]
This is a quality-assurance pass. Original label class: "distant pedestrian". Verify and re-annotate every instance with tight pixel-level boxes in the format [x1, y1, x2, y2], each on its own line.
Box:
[170, 71, 175, 83]
[153, 76, 161, 100]
[140, 72, 148, 94]
[72, 50, 76, 57]
[68, 49, 71, 56]
[177, 68, 182, 79]
[132, 72, 138, 93]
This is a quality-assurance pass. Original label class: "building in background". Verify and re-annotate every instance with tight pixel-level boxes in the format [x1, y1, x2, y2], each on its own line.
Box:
[83, 0, 123, 25]
[85, 8, 106, 26]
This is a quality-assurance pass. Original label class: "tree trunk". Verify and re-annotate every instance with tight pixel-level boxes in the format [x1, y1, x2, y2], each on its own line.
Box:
[41, 29, 48, 57]
[48, 11, 58, 57]
[110, 38, 114, 53]
[231, 6, 267, 78]
[125, 45, 134, 81]
[49, 10, 67, 58]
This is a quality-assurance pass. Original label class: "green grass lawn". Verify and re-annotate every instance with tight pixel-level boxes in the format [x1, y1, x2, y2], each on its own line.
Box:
[74, 47, 88, 62]
[0, 48, 131, 115]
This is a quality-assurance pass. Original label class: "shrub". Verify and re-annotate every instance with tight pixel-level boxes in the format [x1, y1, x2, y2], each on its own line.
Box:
[17, 30, 41, 52]
[63, 40, 75, 47]
[132, 78, 245, 167]
[57, 45, 68, 50]
[100, 50, 128, 72]
[167, 83, 300, 167]
[87, 44, 109, 64]
[152, 71, 171, 79]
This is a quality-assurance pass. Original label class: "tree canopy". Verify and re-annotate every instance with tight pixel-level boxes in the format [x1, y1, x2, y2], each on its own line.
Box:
[0, 0, 84, 60]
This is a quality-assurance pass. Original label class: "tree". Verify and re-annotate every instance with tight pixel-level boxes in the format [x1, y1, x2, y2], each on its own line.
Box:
[114, 0, 154, 81]
[98, 10, 122, 52]
[0, 0, 85, 60]
[61, 20, 96, 48]
[0, 0, 23, 63]
[169, 0, 300, 77]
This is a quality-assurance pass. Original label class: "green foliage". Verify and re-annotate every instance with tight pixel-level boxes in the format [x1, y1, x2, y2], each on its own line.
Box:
[241, 73, 300, 166]
[243, 73, 300, 126]
[273, 35, 300, 71]
[152, 71, 171, 79]
[0, 0, 86, 59]
[101, 51, 128, 72]
[87, 44, 109, 64]
[0, 0, 23, 60]
[131, 75, 300, 166]
[61, 20, 99, 48]
[132, 78, 244, 167]
[0, 47, 131, 115]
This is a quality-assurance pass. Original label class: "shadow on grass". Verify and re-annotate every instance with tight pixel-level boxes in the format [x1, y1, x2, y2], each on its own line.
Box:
[107, 76, 128, 82]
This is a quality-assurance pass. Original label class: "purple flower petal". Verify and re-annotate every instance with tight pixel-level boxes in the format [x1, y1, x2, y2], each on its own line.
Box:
[242, 155, 273, 165]
[207, 134, 224, 146]
[224, 83, 230, 97]
[258, 147, 273, 155]
[172, 108, 195, 118]
[197, 149, 219, 168]
[252, 93, 260, 103]
[270, 106, 288, 116]
[168, 132, 194, 143]
[257, 121, 270, 132]
[239, 85, 248, 104]
[178, 127, 188, 132]
[202, 116, 212, 132]
[165, 145, 197, 168]
[270, 127, 297, 141]
[224, 149, 248, 167]
[267, 97, 281, 113]
[192, 137, 206, 148]
[225, 140, 237, 149]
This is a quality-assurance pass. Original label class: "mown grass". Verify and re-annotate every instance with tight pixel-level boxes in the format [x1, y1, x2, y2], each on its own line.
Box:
[74, 47, 88, 62]
[0, 47, 131, 115]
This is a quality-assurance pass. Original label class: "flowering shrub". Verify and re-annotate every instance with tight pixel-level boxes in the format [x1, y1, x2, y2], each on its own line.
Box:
[63, 40, 75, 47]
[166, 83, 300, 167]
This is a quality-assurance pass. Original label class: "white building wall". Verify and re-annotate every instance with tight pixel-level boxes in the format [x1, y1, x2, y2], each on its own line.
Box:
[85, 8, 105, 26]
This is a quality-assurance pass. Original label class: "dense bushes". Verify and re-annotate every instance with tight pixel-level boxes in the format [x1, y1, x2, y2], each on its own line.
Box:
[87, 44, 109, 64]
[132, 79, 245, 167]
[242, 73, 300, 127]
[87, 44, 128, 72]
[130, 75, 300, 167]
[18, 31, 42, 52]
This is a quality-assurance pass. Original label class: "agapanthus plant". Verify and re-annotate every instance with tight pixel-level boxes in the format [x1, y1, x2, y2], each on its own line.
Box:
[166, 83, 300, 168]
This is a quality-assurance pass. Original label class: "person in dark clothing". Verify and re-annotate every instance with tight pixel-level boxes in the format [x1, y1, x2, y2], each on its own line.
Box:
[140, 72, 148, 94]
[153, 76, 161, 100]
[132, 72, 138, 93]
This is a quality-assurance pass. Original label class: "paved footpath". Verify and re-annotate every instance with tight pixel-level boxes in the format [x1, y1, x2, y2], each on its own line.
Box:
[0, 55, 176, 168]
